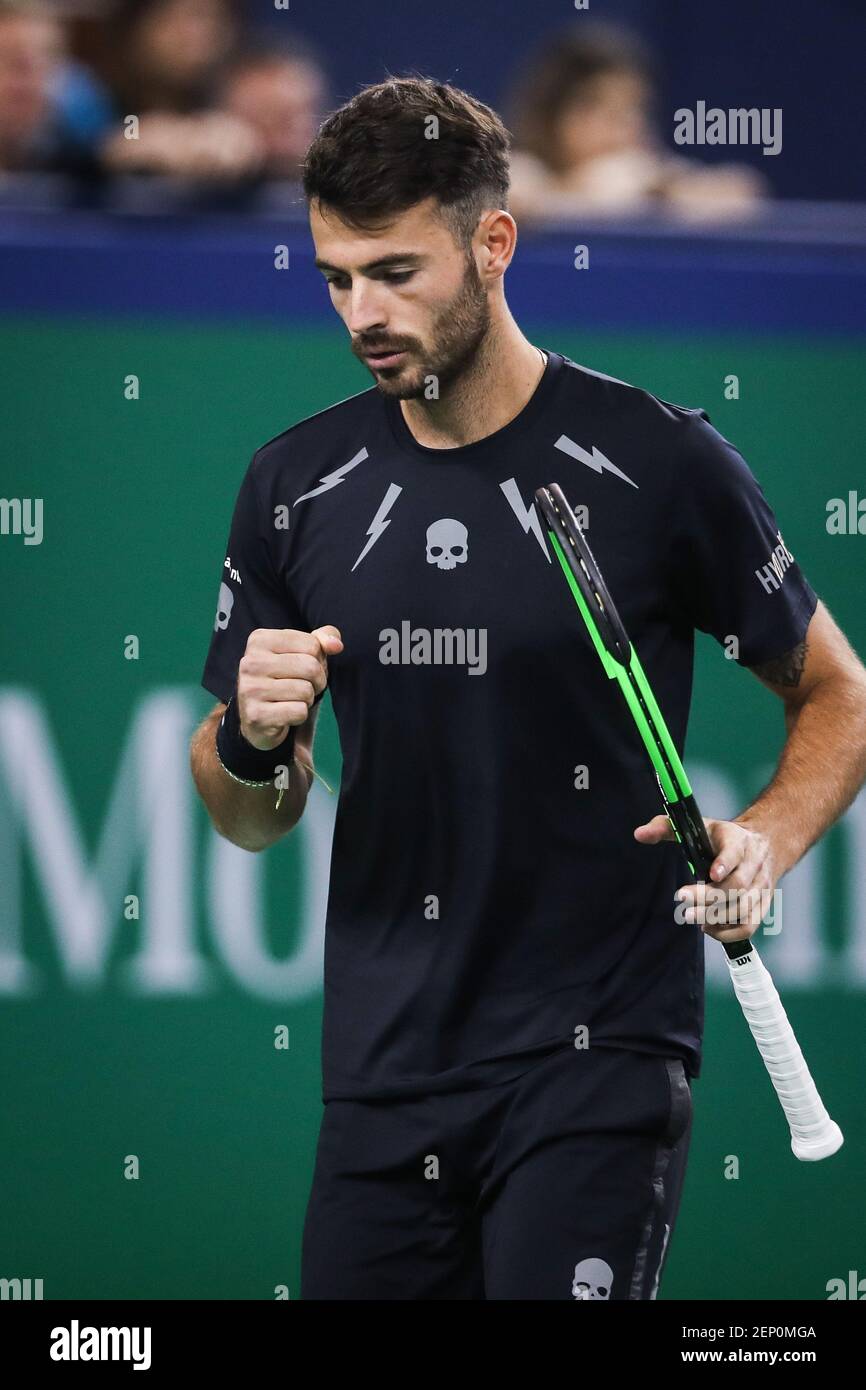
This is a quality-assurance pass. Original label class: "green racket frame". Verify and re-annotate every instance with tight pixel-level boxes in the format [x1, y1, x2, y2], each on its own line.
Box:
[533, 486, 853, 1155]
[535, 482, 751, 960]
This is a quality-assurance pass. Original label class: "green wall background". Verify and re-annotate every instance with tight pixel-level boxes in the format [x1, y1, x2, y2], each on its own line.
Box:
[1, 318, 864, 1299]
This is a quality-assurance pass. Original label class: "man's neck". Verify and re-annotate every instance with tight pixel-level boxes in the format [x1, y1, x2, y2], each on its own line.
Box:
[397, 322, 547, 450]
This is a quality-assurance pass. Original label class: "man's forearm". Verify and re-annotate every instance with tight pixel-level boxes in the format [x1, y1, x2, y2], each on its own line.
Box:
[736, 675, 866, 879]
[190, 707, 314, 852]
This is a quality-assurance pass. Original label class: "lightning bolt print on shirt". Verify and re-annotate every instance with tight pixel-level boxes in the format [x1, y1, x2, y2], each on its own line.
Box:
[201, 351, 818, 1101]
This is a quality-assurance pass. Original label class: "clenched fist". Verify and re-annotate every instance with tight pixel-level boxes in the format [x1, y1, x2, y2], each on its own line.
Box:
[237, 625, 343, 750]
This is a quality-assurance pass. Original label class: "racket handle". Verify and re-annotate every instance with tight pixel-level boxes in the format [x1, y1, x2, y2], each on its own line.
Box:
[725, 945, 843, 1161]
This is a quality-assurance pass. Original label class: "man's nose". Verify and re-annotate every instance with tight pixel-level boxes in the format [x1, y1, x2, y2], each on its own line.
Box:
[345, 282, 387, 336]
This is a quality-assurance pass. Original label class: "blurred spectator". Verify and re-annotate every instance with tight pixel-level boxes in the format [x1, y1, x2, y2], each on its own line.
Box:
[0, 0, 101, 173]
[103, 0, 237, 113]
[507, 21, 767, 223]
[98, 0, 261, 179]
[218, 41, 326, 182]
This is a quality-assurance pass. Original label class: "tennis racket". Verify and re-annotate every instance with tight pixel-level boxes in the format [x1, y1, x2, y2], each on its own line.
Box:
[536, 481, 843, 1162]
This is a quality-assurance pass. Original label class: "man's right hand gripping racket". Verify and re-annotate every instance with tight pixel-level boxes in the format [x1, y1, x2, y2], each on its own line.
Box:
[536, 481, 843, 1161]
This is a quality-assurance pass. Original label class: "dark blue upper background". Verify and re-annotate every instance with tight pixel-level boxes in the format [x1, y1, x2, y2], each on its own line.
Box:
[250, 0, 866, 203]
[2, 207, 864, 333]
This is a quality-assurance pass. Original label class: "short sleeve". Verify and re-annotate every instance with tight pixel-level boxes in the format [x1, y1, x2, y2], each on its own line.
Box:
[667, 413, 818, 666]
[200, 452, 305, 704]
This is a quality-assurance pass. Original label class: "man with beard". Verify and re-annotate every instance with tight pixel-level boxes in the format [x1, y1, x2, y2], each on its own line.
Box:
[190, 77, 866, 1299]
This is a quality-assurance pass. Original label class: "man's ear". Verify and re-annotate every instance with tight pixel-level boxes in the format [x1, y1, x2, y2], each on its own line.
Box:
[482, 207, 517, 276]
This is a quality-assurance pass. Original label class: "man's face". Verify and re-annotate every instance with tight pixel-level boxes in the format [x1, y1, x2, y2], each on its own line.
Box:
[310, 196, 492, 400]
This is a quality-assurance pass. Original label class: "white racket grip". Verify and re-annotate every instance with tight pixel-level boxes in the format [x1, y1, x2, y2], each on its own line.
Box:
[725, 946, 843, 1161]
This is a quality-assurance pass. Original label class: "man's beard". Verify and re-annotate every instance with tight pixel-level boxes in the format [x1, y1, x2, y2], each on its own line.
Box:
[361, 254, 492, 400]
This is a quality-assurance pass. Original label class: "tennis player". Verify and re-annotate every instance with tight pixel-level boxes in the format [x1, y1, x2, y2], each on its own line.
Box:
[190, 77, 866, 1300]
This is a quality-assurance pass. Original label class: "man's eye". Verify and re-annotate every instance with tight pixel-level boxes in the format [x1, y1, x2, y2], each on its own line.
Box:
[324, 270, 414, 288]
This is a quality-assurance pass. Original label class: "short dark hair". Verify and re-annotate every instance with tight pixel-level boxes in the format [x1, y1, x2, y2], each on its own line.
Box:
[302, 75, 511, 249]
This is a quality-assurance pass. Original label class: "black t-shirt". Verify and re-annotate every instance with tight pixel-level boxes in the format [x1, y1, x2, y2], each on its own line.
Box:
[201, 350, 818, 1100]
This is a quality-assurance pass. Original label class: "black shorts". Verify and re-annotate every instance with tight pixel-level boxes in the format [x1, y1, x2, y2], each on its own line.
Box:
[301, 1043, 693, 1300]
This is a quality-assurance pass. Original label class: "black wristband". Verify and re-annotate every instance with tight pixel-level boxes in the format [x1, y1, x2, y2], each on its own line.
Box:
[215, 694, 296, 784]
